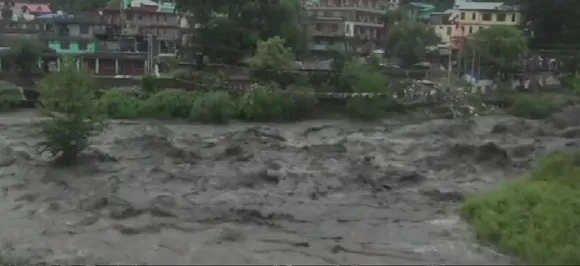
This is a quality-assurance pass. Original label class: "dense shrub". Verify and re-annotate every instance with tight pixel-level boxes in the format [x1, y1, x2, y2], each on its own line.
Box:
[0, 82, 23, 111]
[343, 63, 397, 120]
[286, 85, 317, 118]
[139, 89, 196, 119]
[462, 152, 580, 264]
[237, 84, 296, 121]
[189, 91, 236, 123]
[509, 94, 568, 119]
[141, 75, 162, 95]
[96, 90, 142, 119]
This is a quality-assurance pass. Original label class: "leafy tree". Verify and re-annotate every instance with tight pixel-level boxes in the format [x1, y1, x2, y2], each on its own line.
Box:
[177, 0, 309, 63]
[1, 38, 42, 77]
[468, 25, 527, 78]
[385, 20, 440, 67]
[247, 36, 298, 88]
[342, 62, 399, 119]
[37, 57, 106, 165]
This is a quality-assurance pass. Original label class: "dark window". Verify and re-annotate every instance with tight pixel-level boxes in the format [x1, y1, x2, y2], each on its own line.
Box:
[469, 26, 473, 33]
[137, 14, 142, 20]
[511, 14, 516, 22]
[496, 13, 506, 21]
[460, 12, 465, 19]
[60, 41, 70, 49]
[482, 13, 491, 21]
[80, 24, 89, 34]
[472, 13, 476, 20]
[78, 41, 87, 50]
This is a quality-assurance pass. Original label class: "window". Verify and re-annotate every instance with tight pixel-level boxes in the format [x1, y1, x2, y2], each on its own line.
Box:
[496, 13, 506, 21]
[469, 26, 473, 33]
[472, 13, 476, 20]
[331, 24, 338, 32]
[460, 12, 465, 19]
[315, 24, 322, 31]
[126, 13, 133, 20]
[60, 41, 70, 49]
[446, 26, 451, 35]
[511, 14, 516, 22]
[460, 26, 465, 33]
[80, 24, 89, 34]
[482, 13, 491, 21]
[78, 41, 87, 50]
[137, 14, 142, 20]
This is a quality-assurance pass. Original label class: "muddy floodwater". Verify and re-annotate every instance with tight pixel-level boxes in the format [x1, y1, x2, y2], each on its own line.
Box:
[0, 109, 578, 265]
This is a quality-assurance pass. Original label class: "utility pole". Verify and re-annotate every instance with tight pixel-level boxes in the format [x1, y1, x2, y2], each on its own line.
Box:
[146, 33, 154, 75]
[447, 45, 452, 86]
[471, 44, 476, 78]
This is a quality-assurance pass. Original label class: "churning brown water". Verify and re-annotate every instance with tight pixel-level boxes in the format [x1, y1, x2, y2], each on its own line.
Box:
[0, 109, 578, 265]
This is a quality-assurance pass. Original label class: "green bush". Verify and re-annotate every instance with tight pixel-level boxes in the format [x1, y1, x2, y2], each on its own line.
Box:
[462, 152, 580, 264]
[139, 89, 196, 119]
[189, 91, 236, 123]
[0, 83, 23, 111]
[141, 75, 162, 95]
[343, 63, 397, 120]
[237, 84, 295, 122]
[509, 94, 567, 119]
[96, 90, 142, 119]
[286, 85, 317, 119]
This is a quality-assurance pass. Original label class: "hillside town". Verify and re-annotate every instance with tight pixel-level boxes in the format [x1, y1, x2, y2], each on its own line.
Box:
[0, 1, 578, 265]
[0, 0, 539, 80]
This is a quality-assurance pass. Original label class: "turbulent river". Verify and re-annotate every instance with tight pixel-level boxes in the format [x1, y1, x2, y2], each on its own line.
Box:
[0, 108, 578, 264]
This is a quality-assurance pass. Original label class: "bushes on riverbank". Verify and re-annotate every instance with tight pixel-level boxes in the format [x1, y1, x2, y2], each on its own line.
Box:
[462, 152, 580, 264]
[96, 83, 318, 123]
[508, 94, 570, 119]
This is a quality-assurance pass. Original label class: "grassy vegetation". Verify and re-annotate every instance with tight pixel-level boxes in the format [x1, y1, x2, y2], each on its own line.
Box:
[508, 94, 572, 119]
[462, 152, 580, 264]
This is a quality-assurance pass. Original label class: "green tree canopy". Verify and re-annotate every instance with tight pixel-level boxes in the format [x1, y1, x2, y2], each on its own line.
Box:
[468, 25, 527, 75]
[385, 20, 440, 67]
[176, 0, 309, 64]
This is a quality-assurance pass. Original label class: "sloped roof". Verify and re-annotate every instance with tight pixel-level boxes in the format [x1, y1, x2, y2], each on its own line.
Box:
[0, 3, 51, 13]
[454, 0, 505, 11]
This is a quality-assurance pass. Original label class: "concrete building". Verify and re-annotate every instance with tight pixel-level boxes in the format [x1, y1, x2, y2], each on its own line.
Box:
[0, 2, 51, 21]
[305, 0, 393, 53]
[100, 0, 185, 55]
[443, 0, 520, 49]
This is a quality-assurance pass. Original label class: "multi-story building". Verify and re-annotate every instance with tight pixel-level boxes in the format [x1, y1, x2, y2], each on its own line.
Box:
[99, 0, 184, 55]
[305, 0, 392, 53]
[438, 0, 520, 49]
[0, 2, 51, 21]
[31, 12, 155, 75]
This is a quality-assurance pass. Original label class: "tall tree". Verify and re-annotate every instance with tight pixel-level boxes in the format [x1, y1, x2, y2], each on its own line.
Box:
[176, 0, 309, 63]
[385, 20, 440, 67]
[468, 25, 527, 78]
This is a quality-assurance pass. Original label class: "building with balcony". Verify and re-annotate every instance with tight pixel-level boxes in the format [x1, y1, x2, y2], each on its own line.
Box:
[7, 12, 158, 75]
[100, 0, 184, 56]
[444, 0, 520, 49]
[0, 2, 51, 21]
[305, 0, 391, 53]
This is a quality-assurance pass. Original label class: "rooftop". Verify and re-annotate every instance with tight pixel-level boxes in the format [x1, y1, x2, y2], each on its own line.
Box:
[454, 0, 516, 11]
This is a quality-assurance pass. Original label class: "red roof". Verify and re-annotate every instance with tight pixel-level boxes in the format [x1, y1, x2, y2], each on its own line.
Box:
[0, 3, 52, 13]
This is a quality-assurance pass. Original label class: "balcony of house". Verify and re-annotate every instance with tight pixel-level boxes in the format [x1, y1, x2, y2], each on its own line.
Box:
[0, 20, 42, 34]
[457, 11, 520, 26]
[310, 19, 346, 38]
[307, 0, 387, 15]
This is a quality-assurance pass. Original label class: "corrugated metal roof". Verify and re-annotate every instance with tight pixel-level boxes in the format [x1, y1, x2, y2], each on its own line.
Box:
[454, 0, 504, 11]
